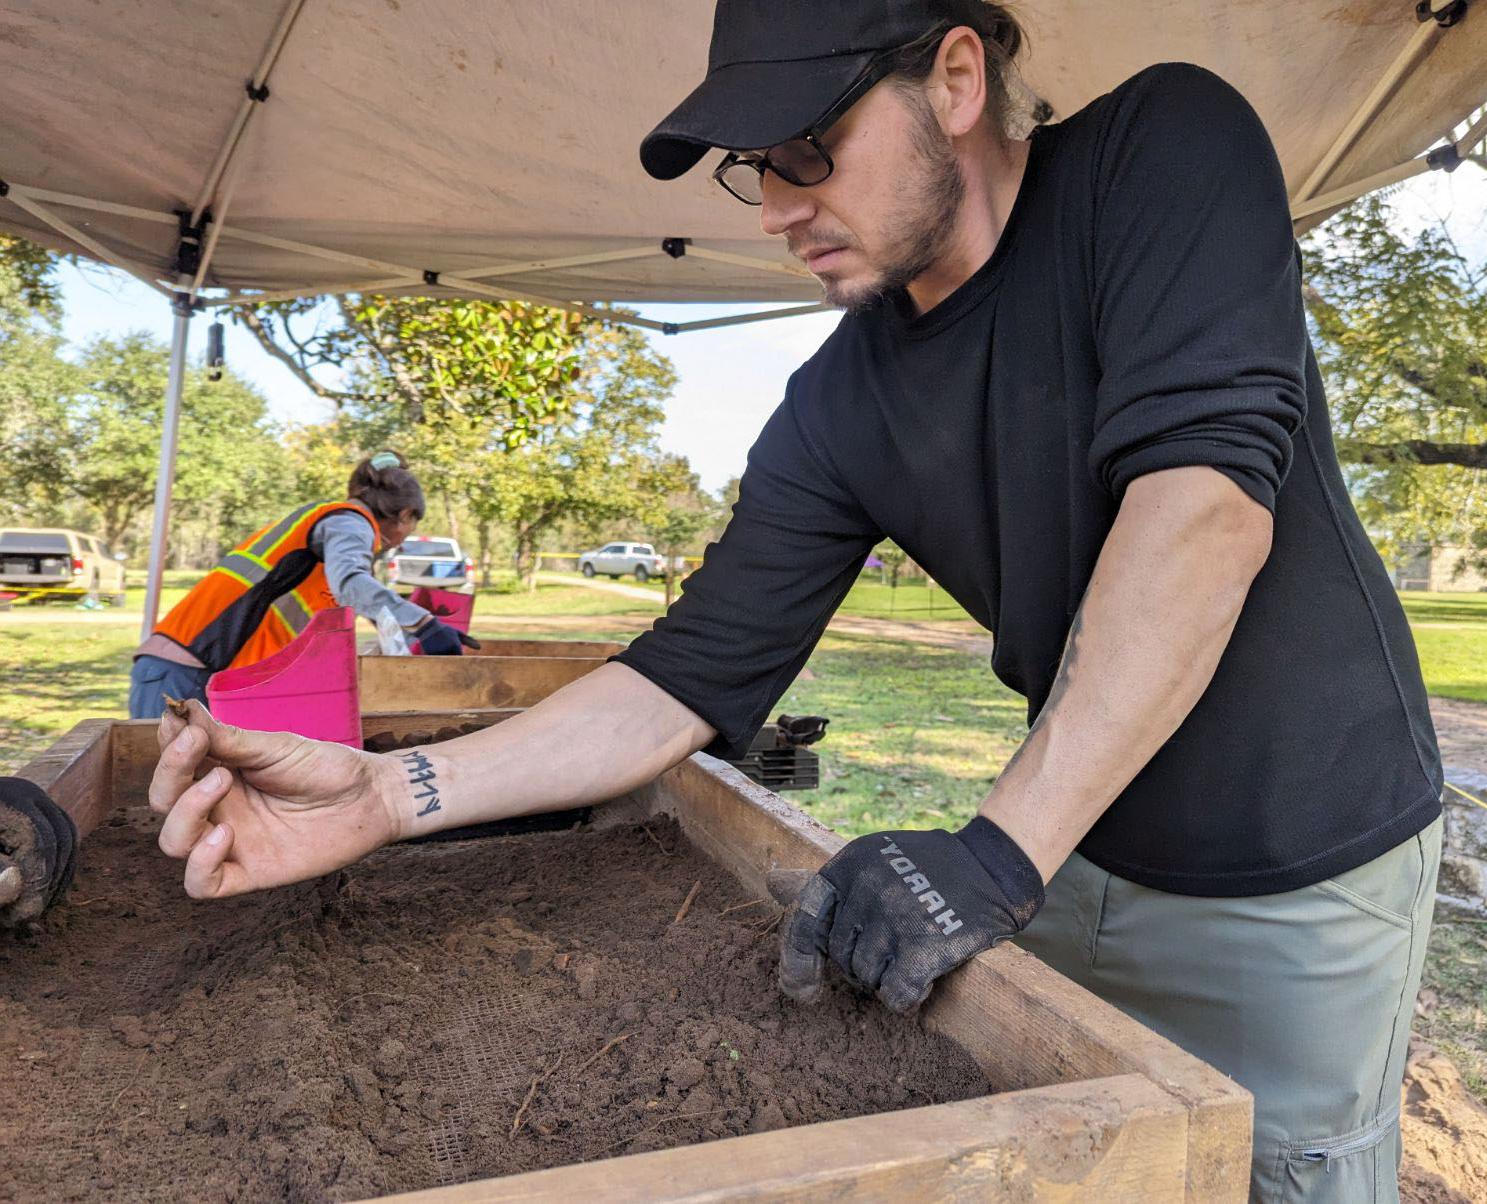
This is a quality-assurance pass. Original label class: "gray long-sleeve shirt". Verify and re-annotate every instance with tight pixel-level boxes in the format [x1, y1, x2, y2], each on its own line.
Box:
[310, 511, 427, 629]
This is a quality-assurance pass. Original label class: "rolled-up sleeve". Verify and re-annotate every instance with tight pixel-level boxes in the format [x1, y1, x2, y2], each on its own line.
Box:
[613, 382, 880, 758]
[1087, 64, 1307, 511]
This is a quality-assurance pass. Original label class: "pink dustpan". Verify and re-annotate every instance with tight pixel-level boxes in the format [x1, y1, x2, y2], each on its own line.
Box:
[409, 586, 473, 631]
[408, 587, 475, 655]
[206, 606, 361, 746]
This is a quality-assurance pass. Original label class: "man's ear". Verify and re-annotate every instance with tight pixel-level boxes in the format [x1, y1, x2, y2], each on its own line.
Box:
[931, 27, 989, 139]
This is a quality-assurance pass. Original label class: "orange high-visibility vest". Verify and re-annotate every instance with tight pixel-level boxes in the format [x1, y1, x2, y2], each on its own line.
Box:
[154, 500, 381, 672]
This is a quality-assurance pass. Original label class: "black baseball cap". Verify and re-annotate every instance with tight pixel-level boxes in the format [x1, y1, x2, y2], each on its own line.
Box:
[641, 0, 989, 180]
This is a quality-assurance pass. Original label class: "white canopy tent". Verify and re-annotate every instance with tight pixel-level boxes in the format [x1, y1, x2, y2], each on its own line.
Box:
[0, 0, 1484, 635]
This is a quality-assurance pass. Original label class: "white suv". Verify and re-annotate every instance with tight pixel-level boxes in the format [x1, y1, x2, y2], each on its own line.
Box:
[578, 542, 667, 582]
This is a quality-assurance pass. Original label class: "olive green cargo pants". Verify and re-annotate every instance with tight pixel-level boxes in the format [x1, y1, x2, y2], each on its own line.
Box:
[1016, 816, 1442, 1203]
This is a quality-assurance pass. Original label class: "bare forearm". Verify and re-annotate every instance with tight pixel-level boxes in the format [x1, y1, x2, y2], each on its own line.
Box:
[379, 662, 715, 839]
[982, 467, 1273, 881]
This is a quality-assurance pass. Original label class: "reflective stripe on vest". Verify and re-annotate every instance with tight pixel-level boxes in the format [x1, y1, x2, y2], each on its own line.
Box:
[248, 503, 320, 560]
[152, 499, 380, 672]
[272, 588, 314, 636]
[217, 551, 271, 587]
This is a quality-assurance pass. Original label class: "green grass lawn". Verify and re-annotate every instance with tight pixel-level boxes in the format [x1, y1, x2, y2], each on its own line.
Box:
[837, 579, 975, 621]
[776, 632, 1023, 836]
[541, 568, 978, 621]
[1400, 592, 1487, 703]
[474, 580, 661, 618]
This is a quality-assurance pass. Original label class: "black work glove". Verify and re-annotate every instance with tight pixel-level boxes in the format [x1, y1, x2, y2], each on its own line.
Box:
[415, 618, 480, 655]
[779, 817, 1044, 1012]
[0, 777, 79, 926]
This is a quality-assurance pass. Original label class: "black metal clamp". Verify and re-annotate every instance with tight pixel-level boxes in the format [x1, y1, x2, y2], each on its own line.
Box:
[1427, 143, 1463, 171]
[173, 208, 212, 278]
[245, 80, 271, 103]
[1417, 0, 1468, 27]
[423, 269, 441, 287]
[661, 237, 689, 259]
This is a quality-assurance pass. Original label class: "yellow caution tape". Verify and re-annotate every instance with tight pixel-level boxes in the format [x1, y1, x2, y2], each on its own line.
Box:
[1444, 781, 1487, 812]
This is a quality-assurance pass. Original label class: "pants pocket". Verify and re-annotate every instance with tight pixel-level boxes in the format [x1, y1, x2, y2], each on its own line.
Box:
[1278, 1108, 1398, 1204]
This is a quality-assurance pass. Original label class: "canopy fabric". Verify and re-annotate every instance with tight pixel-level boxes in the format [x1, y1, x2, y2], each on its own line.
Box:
[1, 0, 1484, 311]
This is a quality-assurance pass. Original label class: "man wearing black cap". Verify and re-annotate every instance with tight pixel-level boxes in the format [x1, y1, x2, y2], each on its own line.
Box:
[149, 2, 1442, 1197]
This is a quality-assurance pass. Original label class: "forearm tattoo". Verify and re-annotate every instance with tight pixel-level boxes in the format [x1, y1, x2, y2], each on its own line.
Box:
[998, 604, 1087, 780]
[399, 750, 442, 818]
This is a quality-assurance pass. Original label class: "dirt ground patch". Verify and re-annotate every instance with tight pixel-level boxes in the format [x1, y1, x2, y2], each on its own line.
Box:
[0, 809, 986, 1201]
[1431, 697, 1487, 778]
[1401, 1037, 1487, 1203]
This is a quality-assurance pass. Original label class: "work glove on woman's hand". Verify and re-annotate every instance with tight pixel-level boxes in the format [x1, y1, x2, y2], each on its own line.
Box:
[779, 817, 1045, 1013]
[415, 617, 479, 655]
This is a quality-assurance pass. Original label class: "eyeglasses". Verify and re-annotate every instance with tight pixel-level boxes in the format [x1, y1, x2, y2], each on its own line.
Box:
[712, 53, 899, 205]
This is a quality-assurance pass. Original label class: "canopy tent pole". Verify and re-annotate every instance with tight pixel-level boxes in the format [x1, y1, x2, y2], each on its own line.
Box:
[0, 184, 168, 295]
[1293, 4, 1453, 203]
[140, 297, 193, 639]
[1290, 106, 1487, 223]
[188, 0, 307, 229]
[662, 302, 833, 334]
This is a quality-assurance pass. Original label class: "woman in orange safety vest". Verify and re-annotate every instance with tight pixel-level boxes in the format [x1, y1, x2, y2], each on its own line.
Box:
[128, 450, 466, 718]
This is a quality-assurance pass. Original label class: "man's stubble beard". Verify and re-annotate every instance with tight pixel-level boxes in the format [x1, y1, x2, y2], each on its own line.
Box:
[821, 97, 967, 314]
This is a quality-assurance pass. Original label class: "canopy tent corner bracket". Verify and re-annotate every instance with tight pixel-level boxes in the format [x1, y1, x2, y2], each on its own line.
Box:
[1416, 0, 1469, 27]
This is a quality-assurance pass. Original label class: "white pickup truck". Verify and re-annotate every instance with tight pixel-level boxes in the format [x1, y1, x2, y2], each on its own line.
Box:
[385, 537, 476, 596]
[0, 527, 127, 604]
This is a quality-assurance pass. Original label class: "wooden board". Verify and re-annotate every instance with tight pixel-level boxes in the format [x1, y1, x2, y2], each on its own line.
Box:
[375, 1074, 1190, 1203]
[14, 717, 114, 838]
[359, 708, 518, 743]
[463, 639, 623, 659]
[15, 715, 1253, 1201]
[359, 656, 604, 714]
[925, 946, 1252, 1201]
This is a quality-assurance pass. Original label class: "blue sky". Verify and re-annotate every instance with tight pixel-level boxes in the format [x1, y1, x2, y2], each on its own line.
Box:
[58, 265, 842, 495]
[55, 165, 1485, 495]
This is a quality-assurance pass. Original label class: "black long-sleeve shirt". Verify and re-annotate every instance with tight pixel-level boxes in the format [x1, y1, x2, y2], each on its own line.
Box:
[615, 63, 1442, 896]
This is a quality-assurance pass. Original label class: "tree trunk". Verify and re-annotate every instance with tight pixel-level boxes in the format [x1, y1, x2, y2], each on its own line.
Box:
[664, 541, 677, 608]
[513, 529, 539, 589]
[441, 490, 461, 543]
[477, 520, 493, 587]
[1347, 441, 1487, 469]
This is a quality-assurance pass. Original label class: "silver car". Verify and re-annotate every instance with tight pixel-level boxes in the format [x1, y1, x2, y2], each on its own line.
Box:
[578, 541, 666, 582]
[386, 537, 475, 596]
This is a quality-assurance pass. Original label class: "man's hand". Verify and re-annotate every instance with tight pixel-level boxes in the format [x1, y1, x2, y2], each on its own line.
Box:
[779, 818, 1044, 1012]
[151, 700, 404, 898]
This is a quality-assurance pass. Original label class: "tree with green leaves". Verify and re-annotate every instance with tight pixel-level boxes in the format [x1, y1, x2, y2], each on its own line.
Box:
[0, 235, 61, 315]
[875, 539, 908, 609]
[0, 241, 73, 525]
[646, 478, 717, 607]
[64, 333, 292, 552]
[473, 323, 690, 585]
[238, 295, 587, 446]
[1302, 192, 1487, 563]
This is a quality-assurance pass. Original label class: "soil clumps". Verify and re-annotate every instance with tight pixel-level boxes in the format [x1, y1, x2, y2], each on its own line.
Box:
[1, 804, 986, 1201]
